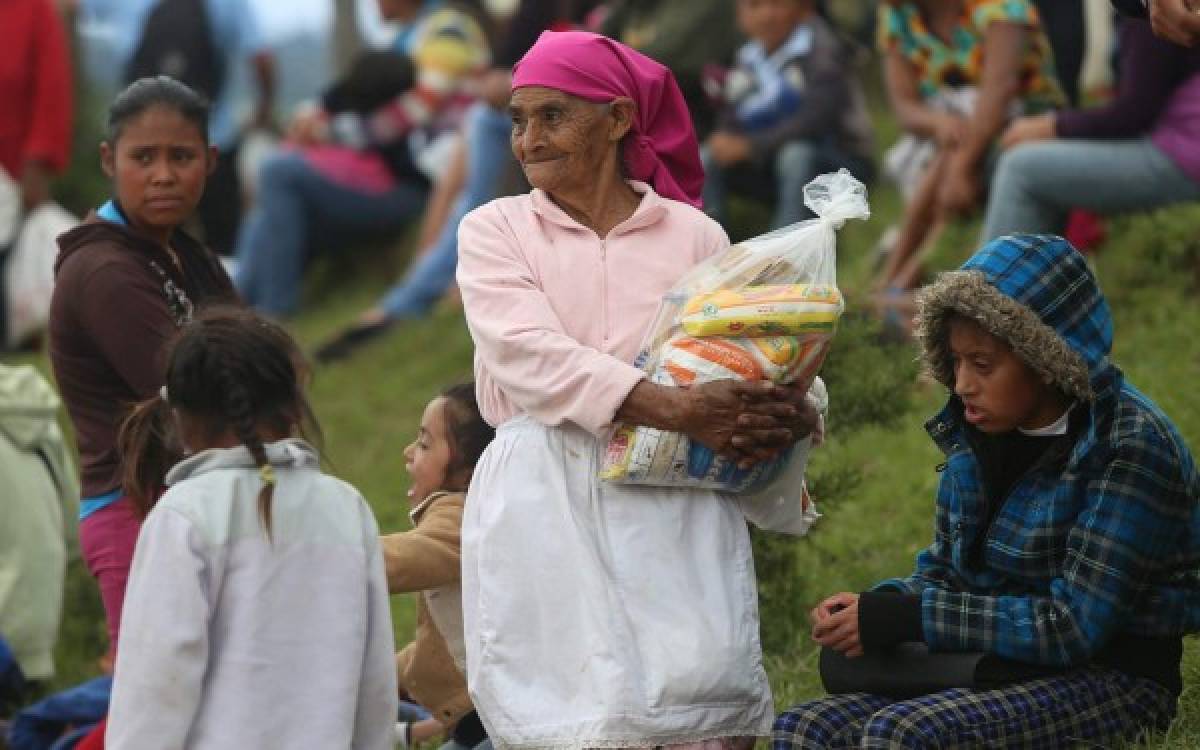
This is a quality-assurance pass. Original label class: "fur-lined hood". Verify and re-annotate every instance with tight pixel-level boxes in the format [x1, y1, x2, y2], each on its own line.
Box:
[914, 234, 1111, 403]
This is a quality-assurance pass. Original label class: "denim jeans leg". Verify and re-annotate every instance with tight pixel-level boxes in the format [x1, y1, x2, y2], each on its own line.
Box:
[379, 194, 468, 318]
[982, 138, 1200, 242]
[464, 102, 516, 207]
[235, 151, 426, 316]
[982, 143, 1072, 240]
[378, 103, 512, 319]
[773, 141, 825, 228]
[235, 153, 312, 313]
[700, 144, 728, 224]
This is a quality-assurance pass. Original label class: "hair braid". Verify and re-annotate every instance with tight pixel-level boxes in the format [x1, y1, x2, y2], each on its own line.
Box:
[215, 358, 276, 538]
[123, 306, 322, 538]
[118, 393, 184, 518]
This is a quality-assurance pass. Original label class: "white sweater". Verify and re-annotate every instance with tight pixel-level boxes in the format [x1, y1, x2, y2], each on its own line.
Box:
[107, 439, 397, 749]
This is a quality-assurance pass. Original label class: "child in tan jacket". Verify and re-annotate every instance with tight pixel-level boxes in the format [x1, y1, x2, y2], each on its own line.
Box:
[380, 383, 494, 749]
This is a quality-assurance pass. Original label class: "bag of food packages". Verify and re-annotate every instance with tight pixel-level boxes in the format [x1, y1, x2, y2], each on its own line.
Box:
[600, 170, 869, 501]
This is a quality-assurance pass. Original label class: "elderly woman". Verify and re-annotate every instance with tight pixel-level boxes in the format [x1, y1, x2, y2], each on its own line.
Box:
[456, 31, 819, 750]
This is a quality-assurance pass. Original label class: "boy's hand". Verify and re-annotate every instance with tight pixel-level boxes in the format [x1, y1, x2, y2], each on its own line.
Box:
[707, 132, 753, 167]
[811, 592, 863, 658]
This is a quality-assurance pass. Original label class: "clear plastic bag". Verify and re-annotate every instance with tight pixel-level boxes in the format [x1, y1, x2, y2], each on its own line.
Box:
[600, 170, 869, 494]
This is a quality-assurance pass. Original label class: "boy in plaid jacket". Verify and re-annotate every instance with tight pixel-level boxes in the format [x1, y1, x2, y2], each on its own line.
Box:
[776, 234, 1200, 748]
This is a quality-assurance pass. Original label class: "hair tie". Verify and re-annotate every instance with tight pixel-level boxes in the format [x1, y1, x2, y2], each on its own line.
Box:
[259, 464, 276, 486]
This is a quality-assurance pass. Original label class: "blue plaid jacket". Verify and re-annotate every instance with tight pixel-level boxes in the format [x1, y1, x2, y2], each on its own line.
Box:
[879, 236, 1200, 667]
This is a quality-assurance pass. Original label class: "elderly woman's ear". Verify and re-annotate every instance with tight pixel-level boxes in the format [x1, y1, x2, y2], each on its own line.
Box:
[606, 97, 636, 143]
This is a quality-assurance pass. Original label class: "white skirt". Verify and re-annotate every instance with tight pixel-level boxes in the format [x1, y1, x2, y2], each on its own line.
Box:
[462, 416, 774, 750]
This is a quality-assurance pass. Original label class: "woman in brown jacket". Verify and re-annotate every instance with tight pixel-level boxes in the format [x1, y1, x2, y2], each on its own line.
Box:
[48, 77, 236, 665]
[381, 383, 494, 749]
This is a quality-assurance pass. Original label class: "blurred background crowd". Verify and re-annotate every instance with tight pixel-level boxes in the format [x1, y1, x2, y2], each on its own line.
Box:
[5, 0, 1197, 361]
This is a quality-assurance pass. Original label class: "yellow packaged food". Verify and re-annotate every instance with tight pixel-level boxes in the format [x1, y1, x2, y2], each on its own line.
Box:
[600, 170, 869, 494]
[747, 336, 831, 385]
[681, 284, 844, 337]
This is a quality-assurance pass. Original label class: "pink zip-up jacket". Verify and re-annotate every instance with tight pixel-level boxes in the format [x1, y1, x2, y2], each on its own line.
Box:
[457, 181, 729, 435]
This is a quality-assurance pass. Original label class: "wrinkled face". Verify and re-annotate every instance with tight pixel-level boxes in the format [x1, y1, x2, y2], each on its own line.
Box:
[101, 106, 214, 239]
[403, 397, 453, 504]
[509, 86, 625, 197]
[737, 0, 809, 52]
[948, 316, 1067, 434]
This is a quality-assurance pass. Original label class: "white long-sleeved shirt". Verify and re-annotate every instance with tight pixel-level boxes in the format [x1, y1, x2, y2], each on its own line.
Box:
[107, 439, 397, 749]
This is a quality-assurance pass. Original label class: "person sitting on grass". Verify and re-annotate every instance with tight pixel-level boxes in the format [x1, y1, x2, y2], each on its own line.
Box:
[234, 0, 490, 317]
[312, 0, 596, 364]
[1113, 0, 1200, 49]
[775, 234, 1200, 748]
[701, 0, 875, 231]
[982, 17, 1200, 242]
[381, 383, 494, 750]
[871, 0, 1062, 328]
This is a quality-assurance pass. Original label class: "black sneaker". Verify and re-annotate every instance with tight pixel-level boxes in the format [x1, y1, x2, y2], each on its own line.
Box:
[313, 319, 396, 364]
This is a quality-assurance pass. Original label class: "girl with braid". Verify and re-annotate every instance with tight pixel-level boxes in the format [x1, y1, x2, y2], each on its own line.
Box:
[105, 307, 397, 749]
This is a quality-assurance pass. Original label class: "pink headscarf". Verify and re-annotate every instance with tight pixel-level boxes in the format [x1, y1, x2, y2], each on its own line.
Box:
[511, 31, 704, 209]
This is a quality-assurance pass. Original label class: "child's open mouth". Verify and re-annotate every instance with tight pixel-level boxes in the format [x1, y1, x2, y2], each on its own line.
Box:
[963, 403, 985, 424]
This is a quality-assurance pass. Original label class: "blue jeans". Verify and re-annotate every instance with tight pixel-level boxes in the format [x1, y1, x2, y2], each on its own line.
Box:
[234, 151, 427, 316]
[703, 138, 874, 229]
[379, 103, 513, 320]
[982, 138, 1200, 242]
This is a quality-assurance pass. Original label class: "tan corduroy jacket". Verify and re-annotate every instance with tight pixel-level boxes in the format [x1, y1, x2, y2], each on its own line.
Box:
[380, 491, 472, 726]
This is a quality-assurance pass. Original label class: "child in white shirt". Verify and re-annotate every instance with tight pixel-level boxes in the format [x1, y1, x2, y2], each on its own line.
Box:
[106, 307, 397, 749]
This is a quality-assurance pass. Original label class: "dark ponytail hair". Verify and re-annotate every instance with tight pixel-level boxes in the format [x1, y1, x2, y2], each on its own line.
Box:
[120, 306, 321, 534]
[118, 397, 185, 518]
[107, 75, 210, 145]
[438, 383, 494, 492]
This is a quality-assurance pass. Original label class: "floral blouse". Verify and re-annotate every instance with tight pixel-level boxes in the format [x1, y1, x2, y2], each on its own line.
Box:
[877, 0, 1063, 110]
